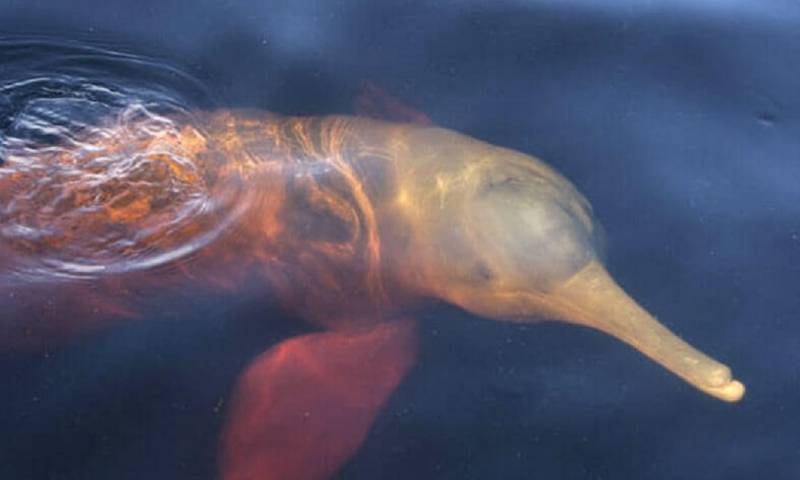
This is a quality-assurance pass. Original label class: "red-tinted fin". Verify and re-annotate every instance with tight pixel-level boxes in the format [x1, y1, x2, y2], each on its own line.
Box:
[353, 81, 433, 125]
[219, 319, 418, 480]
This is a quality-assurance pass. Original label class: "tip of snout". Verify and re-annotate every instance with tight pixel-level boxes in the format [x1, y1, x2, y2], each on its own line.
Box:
[698, 378, 746, 403]
[691, 364, 745, 402]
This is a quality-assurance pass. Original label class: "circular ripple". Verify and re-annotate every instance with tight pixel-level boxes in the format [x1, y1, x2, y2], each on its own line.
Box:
[0, 38, 243, 279]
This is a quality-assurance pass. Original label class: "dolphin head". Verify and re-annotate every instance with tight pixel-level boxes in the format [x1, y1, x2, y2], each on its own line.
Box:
[385, 125, 744, 402]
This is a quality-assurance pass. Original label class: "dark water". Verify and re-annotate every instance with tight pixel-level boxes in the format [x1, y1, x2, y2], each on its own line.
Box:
[1, 1, 799, 479]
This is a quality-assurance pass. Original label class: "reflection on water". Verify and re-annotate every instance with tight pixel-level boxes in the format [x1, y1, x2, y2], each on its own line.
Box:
[0, 40, 249, 279]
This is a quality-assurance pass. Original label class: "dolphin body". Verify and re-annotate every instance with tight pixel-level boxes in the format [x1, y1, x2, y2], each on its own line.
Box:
[0, 109, 744, 480]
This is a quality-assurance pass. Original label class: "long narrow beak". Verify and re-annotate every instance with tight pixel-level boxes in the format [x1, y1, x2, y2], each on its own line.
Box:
[547, 261, 745, 402]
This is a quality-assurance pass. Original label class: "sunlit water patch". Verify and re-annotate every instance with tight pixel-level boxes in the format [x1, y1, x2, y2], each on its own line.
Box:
[0, 38, 244, 280]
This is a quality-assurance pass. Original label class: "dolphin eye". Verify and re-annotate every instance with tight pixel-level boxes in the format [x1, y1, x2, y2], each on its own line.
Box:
[471, 261, 494, 282]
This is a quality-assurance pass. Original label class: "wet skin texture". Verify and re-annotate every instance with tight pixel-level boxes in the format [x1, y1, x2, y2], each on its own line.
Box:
[0, 111, 743, 480]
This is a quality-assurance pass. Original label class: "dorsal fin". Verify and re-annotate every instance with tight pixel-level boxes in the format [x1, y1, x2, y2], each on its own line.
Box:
[353, 80, 433, 125]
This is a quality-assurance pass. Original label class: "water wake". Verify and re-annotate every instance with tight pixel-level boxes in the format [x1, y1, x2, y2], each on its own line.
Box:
[0, 38, 245, 280]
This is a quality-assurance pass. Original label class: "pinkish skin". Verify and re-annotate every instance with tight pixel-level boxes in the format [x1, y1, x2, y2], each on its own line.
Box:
[0, 92, 743, 480]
